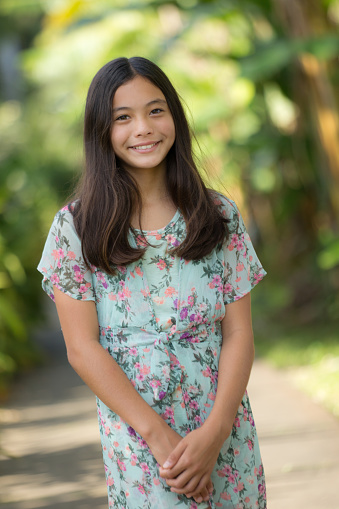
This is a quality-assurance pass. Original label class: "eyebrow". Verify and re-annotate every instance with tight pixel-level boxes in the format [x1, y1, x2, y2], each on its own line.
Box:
[112, 99, 167, 113]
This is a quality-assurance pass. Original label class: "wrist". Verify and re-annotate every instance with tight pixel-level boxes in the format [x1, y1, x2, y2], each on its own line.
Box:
[203, 411, 233, 443]
[140, 413, 169, 445]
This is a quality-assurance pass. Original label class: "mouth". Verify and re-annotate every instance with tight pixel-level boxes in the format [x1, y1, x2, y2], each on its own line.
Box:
[129, 141, 160, 152]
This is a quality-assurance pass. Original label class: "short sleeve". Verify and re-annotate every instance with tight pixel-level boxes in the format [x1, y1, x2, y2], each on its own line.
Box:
[217, 195, 267, 305]
[37, 205, 96, 302]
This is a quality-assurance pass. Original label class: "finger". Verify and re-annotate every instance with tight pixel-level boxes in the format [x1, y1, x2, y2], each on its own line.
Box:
[161, 441, 187, 470]
[160, 456, 191, 480]
[186, 473, 211, 499]
[170, 473, 202, 494]
[193, 486, 211, 504]
[167, 469, 196, 490]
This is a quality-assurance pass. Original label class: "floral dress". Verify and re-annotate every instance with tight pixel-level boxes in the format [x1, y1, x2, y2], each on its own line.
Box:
[37, 194, 267, 509]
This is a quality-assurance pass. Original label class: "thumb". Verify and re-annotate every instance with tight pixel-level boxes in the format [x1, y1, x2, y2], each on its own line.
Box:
[162, 441, 186, 469]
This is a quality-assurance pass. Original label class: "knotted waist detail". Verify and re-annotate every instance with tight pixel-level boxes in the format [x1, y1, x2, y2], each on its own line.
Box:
[99, 324, 221, 401]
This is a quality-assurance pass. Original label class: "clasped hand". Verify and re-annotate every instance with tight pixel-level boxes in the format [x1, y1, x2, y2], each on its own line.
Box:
[158, 425, 224, 504]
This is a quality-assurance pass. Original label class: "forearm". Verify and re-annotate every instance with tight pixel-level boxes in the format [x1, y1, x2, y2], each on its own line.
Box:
[204, 327, 255, 439]
[67, 340, 167, 442]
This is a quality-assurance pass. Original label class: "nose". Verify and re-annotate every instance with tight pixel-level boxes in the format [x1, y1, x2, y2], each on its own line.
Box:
[135, 116, 153, 137]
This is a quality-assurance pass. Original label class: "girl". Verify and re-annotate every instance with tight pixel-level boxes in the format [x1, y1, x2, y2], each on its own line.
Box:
[38, 56, 267, 509]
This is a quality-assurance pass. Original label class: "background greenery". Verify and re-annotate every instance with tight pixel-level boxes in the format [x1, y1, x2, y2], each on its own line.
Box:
[0, 0, 338, 413]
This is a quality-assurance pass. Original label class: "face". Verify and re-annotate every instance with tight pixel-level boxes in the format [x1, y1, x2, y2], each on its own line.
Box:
[111, 76, 176, 176]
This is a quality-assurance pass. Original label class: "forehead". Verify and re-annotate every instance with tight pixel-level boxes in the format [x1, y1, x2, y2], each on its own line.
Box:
[113, 76, 166, 108]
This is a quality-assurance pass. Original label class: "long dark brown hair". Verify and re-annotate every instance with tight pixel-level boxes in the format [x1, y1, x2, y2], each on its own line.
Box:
[71, 56, 229, 274]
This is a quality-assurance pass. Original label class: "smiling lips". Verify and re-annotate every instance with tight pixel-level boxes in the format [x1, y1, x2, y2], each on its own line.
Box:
[129, 141, 160, 152]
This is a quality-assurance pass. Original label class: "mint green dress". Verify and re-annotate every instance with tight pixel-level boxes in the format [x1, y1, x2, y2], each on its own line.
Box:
[38, 193, 267, 509]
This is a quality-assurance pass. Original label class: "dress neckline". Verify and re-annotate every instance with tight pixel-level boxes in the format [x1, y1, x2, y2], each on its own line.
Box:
[132, 209, 181, 237]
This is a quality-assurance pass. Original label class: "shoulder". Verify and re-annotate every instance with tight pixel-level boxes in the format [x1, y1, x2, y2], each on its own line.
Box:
[52, 201, 77, 228]
[209, 190, 239, 220]
[49, 201, 80, 242]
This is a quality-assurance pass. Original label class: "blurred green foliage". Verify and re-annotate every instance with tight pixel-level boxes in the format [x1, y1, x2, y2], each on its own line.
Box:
[0, 0, 339, 394]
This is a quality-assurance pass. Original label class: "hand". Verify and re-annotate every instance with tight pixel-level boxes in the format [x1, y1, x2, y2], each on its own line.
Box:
[146, 422, 213, 503]
[158, 423, 227, 501]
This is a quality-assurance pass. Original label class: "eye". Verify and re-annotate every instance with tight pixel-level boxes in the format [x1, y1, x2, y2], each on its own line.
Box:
[150, 108, 164, 115]
[115, 114, 130, 121]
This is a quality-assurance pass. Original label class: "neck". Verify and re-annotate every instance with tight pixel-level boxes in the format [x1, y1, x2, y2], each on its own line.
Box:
[127, 166, 169, 205]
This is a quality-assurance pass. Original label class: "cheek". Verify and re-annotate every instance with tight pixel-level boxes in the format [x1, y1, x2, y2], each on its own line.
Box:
[111, 129, 125, 153]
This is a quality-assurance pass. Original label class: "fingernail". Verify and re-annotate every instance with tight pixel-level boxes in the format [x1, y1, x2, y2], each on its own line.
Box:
[162, 461, 171, 469]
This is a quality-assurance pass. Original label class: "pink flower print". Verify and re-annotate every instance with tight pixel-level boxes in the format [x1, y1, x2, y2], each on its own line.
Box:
[207, 392, 216, 401]
[136, 373, 145, 381]
[106, 477, 114, 486]
[189, 400, 199, 409]
[237, 481, 244, 491]
[140, 462, 150, 474]
[153, 477, 160, 485]
[183, 391, 190, 403]
[73, 264, 80, 272]
[217, 469, 226, 478]
[220, 492, 231, 500]
[153, 296, 165, 305]
[118, 290, 126, 301]
[131, 453, 138, 466]
[237, 240, 244, 252]
[50, 273, 60, 285]
[236, 262, 244, 272]
[104, 426, 110, 436]
[202, 366, 212, 378]
[212, 274, 222, 285]
[117, 458, 126, 471]
[138, 484, 145, 494]
[224, 464, 232, 476]
[113, 441, 119, 447]
[208, 281, 215, 289]
[189, 502, 198, 509]
[117, 265, 127, 274]
[129, 347, 138, 356]
[108, 293, 117, 301]
[234, 416, 240, 427]
[194, 415, 202, 424]
[52, 249, 60, 260]
[247, 439, 253, 450]
[245, 496, 251, 503]
[234, 447, 240, 456]
[135, 266, 143, 276]
[187, 295, 194, 306]
[164, 286, 176, 297]
[215, 302, 222, 310]
[79, 285, 87, 293]
[55, 235, 60, 242]
[123, 287, 132, 298]
[165, 234, 175, 244]
[228, 474, 236, 484]
[67, 251, 76, 260]
[58, 248, 65, 258]
[246, 476, 254, 485]
[156, 259, 166, 270]
[74, 271, 84, 283]
[224, 283, 233, 294]
[150, 379, 161, 388]
[140, 364, 150, 375]
[108, 448, 114, 459]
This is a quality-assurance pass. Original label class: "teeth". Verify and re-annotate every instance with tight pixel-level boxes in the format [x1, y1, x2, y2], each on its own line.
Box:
[133, 143, 157, 150]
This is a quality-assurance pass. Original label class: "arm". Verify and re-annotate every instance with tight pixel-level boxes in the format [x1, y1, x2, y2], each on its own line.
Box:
[159, 293, 255, 499]
[52, 286, 182, 464]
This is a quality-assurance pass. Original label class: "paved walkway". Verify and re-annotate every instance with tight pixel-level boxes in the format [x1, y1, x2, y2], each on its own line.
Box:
[1, 324, 338, 508]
